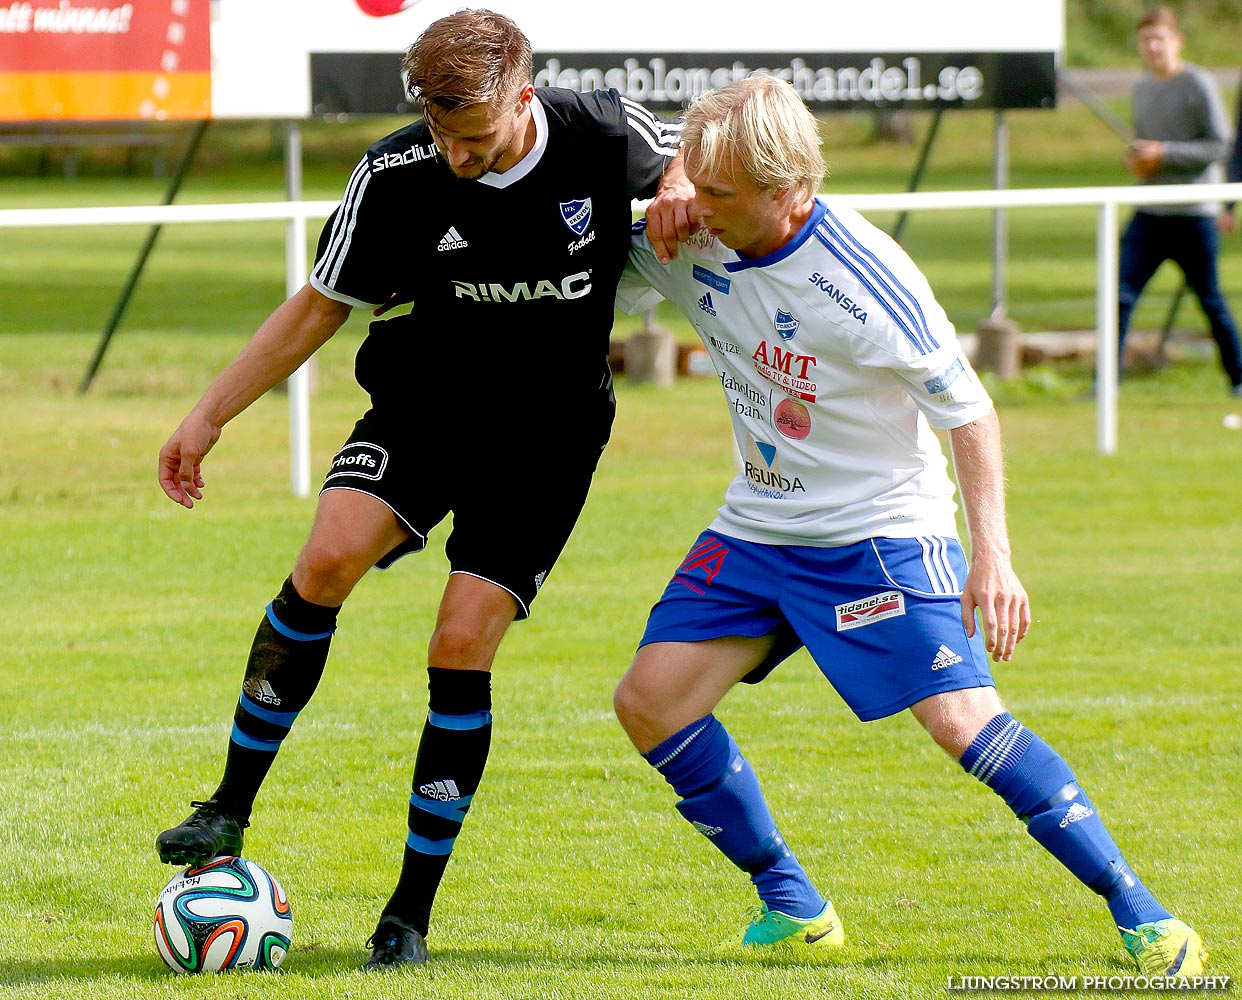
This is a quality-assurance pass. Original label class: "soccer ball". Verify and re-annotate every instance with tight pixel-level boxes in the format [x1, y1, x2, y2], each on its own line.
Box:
[154, 856, 292, 973]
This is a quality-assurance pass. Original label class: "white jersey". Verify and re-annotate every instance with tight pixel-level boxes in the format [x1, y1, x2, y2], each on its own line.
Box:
[617, 198, 994, 547]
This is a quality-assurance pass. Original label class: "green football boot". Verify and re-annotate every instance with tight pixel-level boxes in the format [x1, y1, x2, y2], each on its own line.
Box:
[742, 901, 845, 951]
[1120, 918, 1208, 977]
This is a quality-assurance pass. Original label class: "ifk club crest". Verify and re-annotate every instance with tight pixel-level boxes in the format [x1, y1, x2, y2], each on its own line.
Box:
[774, 309, 799, 341]
[559, 198, 593, 236]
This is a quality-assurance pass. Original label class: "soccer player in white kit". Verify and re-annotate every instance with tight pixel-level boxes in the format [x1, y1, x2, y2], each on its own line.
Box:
[613, 76, 1207, 977]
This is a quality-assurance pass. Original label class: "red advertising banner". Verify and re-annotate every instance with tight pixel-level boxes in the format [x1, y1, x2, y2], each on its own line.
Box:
[0, 0, 210, 120]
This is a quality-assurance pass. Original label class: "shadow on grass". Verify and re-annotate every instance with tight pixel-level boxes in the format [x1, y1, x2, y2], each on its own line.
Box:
[0, 945, 863, 986]
[0, 946, 366, 987]
[0, 938, 1142, 989]
[0, 955, 289, 986]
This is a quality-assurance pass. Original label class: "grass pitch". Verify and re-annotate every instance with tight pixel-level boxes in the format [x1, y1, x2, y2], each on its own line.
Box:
[2, 98, 1240, 993]
[1, 326, 1239, 999]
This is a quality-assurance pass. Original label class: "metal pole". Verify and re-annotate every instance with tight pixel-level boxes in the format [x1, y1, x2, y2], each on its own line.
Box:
[1055, 67, 1132, 141]
[991, 110, 1009, 319]
[1157, 281, 1187, 362]
[1096, 201, 1120, 455]
[892, 107, 944, 243]
[284, 120, 312, 498]
[77, 118, 210, 393]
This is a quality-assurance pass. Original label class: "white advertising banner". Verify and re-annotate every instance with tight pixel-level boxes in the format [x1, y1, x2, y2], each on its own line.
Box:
[212, 0, 1064, 118]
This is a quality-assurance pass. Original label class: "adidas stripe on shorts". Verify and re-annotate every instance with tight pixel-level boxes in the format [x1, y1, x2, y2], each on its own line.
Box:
[639, 531, 995, 721]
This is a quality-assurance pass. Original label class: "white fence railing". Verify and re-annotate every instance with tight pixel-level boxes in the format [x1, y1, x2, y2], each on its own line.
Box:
[4, 181, 1242, 492]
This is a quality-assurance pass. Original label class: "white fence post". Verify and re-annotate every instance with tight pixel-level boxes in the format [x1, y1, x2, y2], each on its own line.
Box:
[991, 110, 1009, 318]
[284, 122, 311, 497]
[1095, 200, 1120, 456]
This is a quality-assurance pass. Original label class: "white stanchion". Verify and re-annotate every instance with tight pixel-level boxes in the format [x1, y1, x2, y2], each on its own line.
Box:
[1095, 202, 1120, 456]
[0, 200, 340, 228]
[284, 122, 311, 498]
[8, 184, 1242, 230]
[287, 357, 311, 498]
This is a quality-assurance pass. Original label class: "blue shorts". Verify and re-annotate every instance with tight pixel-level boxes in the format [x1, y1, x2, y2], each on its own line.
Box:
[639, 531, 995, 721]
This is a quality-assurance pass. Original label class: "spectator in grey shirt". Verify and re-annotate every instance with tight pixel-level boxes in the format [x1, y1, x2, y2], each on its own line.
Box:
[1118, 5, 1241, 394]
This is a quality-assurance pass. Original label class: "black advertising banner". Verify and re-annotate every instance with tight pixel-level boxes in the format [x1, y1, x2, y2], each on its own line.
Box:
[311, 50, 1057, 117]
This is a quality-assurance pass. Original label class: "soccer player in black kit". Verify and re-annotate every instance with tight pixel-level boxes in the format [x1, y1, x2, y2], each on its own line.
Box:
[154, 9, 689, 969]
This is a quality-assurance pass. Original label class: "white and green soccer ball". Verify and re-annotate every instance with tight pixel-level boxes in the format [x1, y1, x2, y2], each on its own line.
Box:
[154, 856, 292, 973]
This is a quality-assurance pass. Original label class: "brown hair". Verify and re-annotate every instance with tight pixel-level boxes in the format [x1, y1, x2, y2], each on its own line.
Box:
[401, 9, 532, 120]
[1137, 6, 1180, 32]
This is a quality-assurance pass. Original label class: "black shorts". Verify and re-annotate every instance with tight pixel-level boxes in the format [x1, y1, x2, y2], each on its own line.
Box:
[321, 381, 615, 619]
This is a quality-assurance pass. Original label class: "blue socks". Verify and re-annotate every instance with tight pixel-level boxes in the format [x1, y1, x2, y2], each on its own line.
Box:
[644, 709, 1170, 929]
[961, 712, 1171, 929]
[644, 715, 825, 919]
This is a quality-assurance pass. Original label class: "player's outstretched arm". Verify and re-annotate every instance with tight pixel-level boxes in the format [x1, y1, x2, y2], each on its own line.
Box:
[644, 149, 698, 264]
[947, 409, 1031, 662]
[158, 284, 352, 509]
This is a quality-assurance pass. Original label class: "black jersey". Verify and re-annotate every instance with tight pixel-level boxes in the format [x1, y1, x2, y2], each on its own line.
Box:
[311, 88, 680, 406]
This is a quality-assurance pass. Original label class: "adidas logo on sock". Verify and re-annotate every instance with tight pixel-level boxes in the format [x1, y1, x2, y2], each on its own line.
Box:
[691, 820, 723, 838]
[930, 644, 964, 671]
[419, 779, 461, 802]
[437, 226, 468, 252]
[244, 678, 282, 707]
[1059, 801, 1095, 829]
[698, 291, 717, 316]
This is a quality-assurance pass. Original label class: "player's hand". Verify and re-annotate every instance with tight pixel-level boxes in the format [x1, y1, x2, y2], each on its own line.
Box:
[645, 150, 698, 264]
[158, 413, 220, 509]
[961, 550, 1030, 662]
[1219, 209, 1236, 235]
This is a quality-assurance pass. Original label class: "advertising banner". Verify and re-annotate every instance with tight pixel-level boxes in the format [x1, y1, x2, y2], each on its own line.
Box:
[312, 51, 1057, 117]
[1, 0, 1062, 122]
[214, 0, 1064, 119]
[0, 0, 210, 121]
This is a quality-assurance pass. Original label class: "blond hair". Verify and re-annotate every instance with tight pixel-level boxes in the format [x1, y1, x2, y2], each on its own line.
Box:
[402, 9, 532, 119]
[681, 76, 825, 200]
